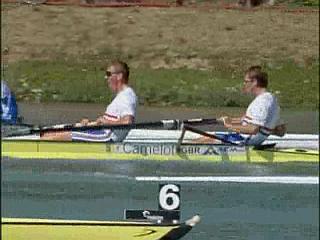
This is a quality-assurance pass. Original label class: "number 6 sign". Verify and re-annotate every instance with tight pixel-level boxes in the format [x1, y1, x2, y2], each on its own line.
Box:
[159, 184, 180, 211]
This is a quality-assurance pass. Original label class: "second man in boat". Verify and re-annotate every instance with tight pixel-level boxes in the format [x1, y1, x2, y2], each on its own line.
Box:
[197, 65, 286, 146]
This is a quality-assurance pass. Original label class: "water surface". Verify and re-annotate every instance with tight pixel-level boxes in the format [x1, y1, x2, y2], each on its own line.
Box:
[2, 159, 319, 240]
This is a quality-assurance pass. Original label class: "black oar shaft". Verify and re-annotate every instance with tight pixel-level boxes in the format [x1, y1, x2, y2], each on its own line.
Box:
[3, 118, 220, 138]
[183, 125, 239, 146]
[34, 118, 220, 133]
[180, 118, 220, 126]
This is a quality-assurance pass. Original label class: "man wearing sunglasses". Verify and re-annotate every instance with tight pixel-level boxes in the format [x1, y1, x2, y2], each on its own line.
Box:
[197, 65, 286, 145]
[42, 60, 137, 142]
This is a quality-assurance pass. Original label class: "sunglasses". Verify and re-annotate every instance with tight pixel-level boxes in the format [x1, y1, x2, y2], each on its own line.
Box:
[243, 79, 253, 84]
[105, 71, 121, 77]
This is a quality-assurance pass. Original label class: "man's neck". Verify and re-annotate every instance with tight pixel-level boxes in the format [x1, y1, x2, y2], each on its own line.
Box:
[116, 84, 128, 93]
[254, 88, 266, 97]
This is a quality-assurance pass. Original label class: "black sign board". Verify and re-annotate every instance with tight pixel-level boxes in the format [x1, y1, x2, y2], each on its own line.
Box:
[124, 209, 180, 222]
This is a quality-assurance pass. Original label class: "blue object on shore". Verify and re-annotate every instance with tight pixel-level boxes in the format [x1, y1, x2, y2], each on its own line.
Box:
[1, 81, 18, 124]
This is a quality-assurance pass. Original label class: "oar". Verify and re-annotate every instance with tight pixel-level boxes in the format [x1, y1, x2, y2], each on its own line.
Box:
[2, 121, 175, 137]
[180, 125, 240, 146]
[1, 123, 37, 138]
[2, 118, 220, 138]
[178, 118, 220, 127]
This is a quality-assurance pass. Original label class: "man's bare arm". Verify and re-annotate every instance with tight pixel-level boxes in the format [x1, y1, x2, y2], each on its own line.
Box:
[226, 123, 259, 135]
[220, 116, 259, 135]
[219, 116, 243, 125]
[75, 115, 134, 127]
[95, 115, 134, 125]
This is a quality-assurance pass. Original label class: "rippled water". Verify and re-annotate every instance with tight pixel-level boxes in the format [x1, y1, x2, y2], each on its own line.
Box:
[2, 159, 319, 240]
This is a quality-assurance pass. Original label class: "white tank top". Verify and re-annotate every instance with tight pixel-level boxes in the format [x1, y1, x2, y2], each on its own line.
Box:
[104, 87, 137, 141]
[242, 92, 280, 145]
[104, 86, 137, 121]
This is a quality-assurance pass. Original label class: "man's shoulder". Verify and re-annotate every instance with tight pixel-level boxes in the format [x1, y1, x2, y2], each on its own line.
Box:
[123, 87, 137, 98]
[125, 87, 137, 96]
[247, 92, 278, 113]
[254, 92, 277, 104]
[117, 87, 137, 103]
[262, 91, 276, 99]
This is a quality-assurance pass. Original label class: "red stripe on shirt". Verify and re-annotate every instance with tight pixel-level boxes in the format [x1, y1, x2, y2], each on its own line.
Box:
[104, 113, 118, 120]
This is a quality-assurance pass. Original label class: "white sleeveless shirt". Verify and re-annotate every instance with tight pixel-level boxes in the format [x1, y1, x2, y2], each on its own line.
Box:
[242, 92, 280, 145]
[104, 87, 137, 141]
[104, 86, 137, 121]
[71, 87, 137, 142]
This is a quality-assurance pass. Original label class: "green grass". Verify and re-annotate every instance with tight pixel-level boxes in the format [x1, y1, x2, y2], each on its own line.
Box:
[278, 0, 320, 7]
[2, 5, 319, 109]
[6, 59, 319, 109]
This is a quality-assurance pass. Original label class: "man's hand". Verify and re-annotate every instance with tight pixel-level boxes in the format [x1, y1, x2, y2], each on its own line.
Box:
[74, 118, 90, 127]
[96, 116, 106, 125]
[272, 124, 287, 137]
[218, 116, 232, 128]
[80, 118, 90, 125]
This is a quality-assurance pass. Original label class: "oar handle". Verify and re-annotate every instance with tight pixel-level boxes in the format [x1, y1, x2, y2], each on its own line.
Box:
[180, 118, 221, 127]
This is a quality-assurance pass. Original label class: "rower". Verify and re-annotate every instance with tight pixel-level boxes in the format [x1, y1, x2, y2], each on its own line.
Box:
[41, 60, 137, 142]
[197, 65, 286, 146]
[1, 80, 18, 125]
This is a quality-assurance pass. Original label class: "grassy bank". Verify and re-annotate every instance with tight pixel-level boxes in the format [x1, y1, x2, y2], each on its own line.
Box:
[7, 60, 319, 108]
[2, 4, 319, 108]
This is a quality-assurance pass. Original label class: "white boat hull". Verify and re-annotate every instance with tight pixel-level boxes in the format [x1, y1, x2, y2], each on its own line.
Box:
[4, 130, 319, 149]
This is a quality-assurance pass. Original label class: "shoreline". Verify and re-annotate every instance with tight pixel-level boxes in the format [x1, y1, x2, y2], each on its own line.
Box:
[17, 101, 319, 134]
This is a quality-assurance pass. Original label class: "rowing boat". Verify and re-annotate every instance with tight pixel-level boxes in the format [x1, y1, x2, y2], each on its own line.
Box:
[1, 215, 200, 240]
[2, 132, 318, 162]
[2, 183, 197, 240]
